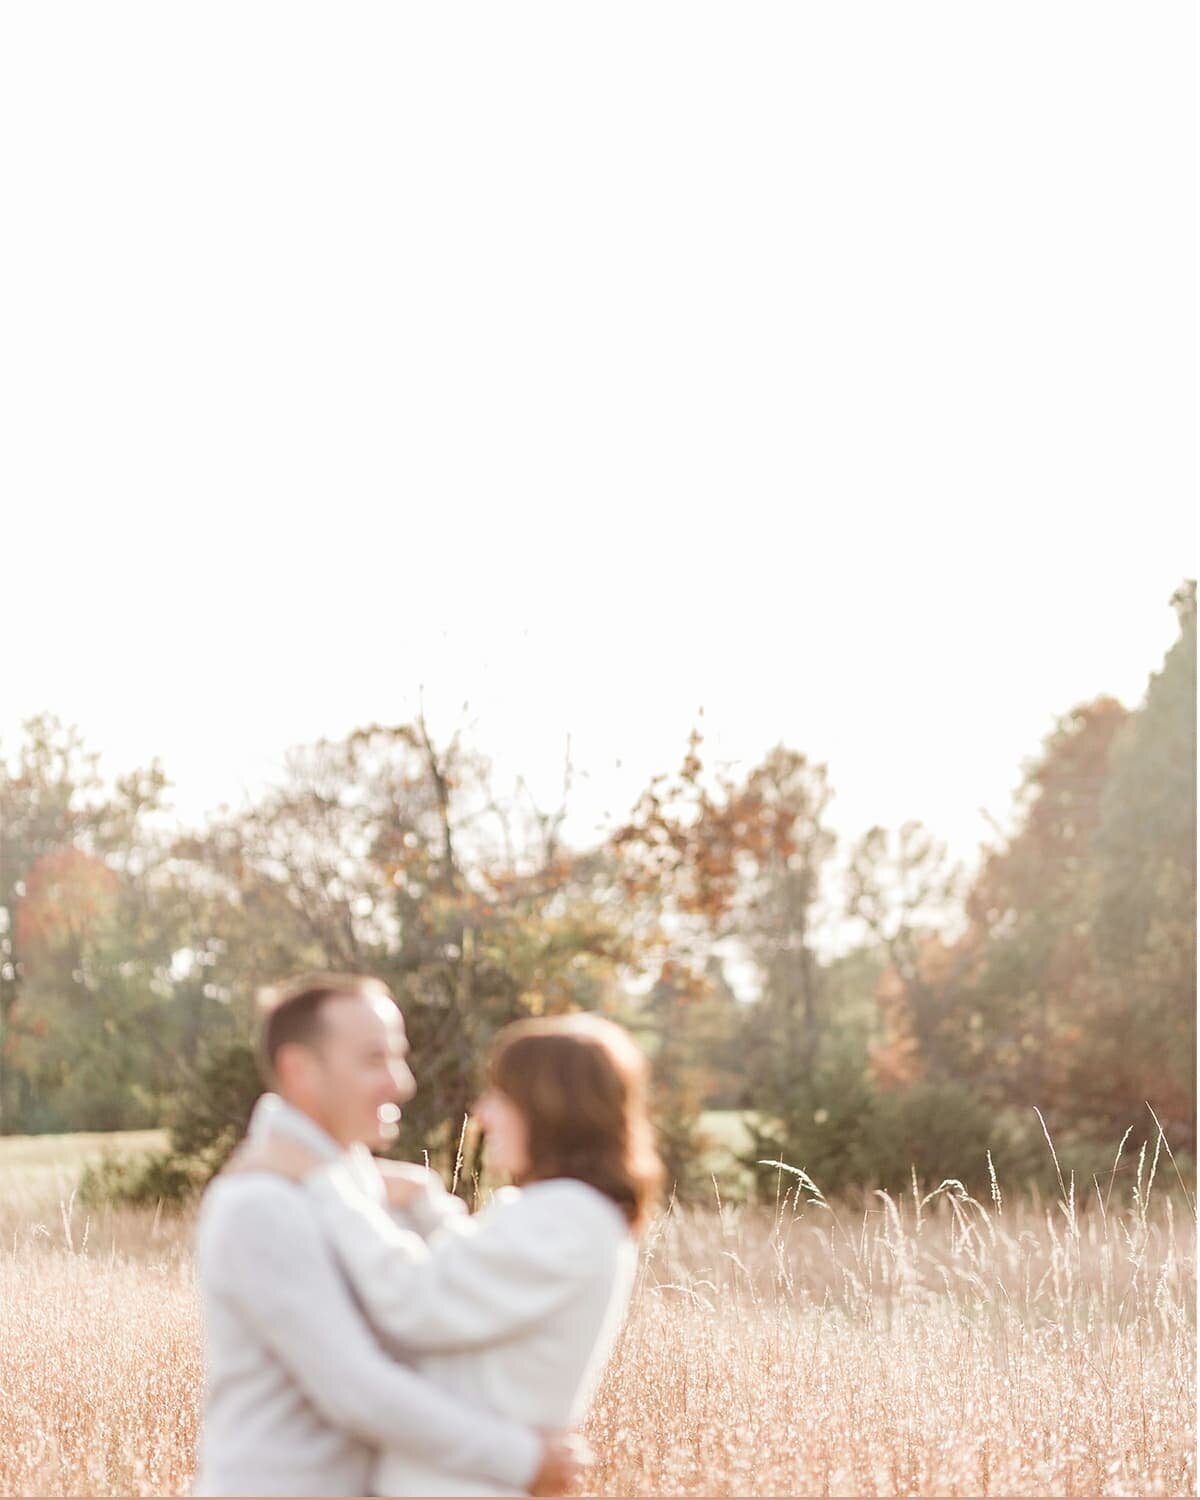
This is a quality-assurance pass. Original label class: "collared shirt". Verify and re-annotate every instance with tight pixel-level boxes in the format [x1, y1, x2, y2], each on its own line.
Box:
[191, 1094, 540, 1498]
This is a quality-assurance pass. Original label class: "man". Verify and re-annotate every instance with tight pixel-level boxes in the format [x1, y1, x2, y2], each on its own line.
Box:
[192, 972, 585, 1497]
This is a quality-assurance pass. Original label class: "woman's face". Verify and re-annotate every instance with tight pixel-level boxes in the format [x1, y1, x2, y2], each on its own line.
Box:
[474, 1087, 531, 1179]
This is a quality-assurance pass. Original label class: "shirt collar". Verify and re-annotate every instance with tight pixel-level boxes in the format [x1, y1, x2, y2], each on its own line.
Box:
[246, 1093, 384, 1202]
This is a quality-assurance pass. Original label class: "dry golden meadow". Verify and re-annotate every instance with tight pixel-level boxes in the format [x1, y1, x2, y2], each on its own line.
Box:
[0, 1133, 1194, 1497]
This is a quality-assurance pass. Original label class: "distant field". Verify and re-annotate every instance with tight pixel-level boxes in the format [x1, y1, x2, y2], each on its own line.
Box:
[0, 1128, 168, 1188]
[0, 1130, 169, 1234]
[697, 1108, 761, 1155]
[0, 1129, 168, 1172]
[695, 1108, 763, 1192]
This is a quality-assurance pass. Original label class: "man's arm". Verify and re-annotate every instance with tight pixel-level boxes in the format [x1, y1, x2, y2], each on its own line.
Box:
[200, 1176, 542, 1492]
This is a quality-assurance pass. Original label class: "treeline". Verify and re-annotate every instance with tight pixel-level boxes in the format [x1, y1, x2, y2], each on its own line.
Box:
[0, 585, 1194, 1198]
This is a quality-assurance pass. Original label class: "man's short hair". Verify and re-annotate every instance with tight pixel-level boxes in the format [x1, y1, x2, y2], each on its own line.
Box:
[255, 972, 396, 1083]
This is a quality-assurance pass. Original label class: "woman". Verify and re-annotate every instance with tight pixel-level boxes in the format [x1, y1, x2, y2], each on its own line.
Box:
[235, 1012, 663, 1497]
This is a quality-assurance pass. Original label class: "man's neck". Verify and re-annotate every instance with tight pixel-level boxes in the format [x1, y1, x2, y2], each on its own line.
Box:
[248, 1093, 350, 1161]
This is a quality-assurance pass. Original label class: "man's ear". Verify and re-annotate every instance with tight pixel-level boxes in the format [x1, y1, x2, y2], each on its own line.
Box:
[273, 1041, 314, 1097]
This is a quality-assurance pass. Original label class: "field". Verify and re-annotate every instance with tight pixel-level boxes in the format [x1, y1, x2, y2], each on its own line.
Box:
[0, 1131, 1194, 1497]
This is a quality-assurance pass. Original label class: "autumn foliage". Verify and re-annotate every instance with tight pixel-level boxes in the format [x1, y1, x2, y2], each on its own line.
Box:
[0, 586, 1194, 1192]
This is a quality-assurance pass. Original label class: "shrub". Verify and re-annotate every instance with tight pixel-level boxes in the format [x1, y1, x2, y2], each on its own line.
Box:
[77, 1039, 263, 1210]
[744, 1077, 1061, 1199]
[77, 1150, 206, 1211]
[169, 1039, 262, 1164]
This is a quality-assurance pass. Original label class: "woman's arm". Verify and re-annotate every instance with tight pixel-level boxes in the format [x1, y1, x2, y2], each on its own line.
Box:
[306, 1166, 598, 1354]
[379, 1161, 470, 1240]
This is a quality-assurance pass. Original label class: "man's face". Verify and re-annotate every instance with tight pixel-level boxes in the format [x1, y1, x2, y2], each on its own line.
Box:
[282, 994, 416, 1150]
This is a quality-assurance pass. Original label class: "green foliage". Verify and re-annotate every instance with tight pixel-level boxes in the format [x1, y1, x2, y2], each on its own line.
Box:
[743, 1079, 1102, 1199]
[71, 1038, 263, 1209]
[0, 714, 178, 1134]
[169, 1039, 264, 1166]
[742, 1048, 875, 1195]
[1079, 583, 1197, 1141]
[1093, 582, 1196, 962]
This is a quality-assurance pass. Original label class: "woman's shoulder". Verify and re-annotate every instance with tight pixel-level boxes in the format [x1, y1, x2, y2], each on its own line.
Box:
[516, 1178, 632, 1240]
[468, 1180, 635, 1285]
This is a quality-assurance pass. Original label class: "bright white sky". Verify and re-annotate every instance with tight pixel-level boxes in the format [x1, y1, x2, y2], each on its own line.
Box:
[1, 3, 1194, 874]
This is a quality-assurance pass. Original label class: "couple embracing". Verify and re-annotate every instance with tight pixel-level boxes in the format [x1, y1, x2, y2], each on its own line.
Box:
[192, 972, 663, 1498]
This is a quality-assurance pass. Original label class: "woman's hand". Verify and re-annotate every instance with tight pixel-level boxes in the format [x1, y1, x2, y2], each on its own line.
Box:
[377, 1159, 441, 1209]
[223, 1135, 325, 1182]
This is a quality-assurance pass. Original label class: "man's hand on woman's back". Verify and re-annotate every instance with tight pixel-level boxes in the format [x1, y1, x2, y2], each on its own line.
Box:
[529, 1432, 594, 1496]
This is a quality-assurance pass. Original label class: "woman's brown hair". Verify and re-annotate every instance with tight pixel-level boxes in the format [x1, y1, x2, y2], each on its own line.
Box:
[486, 1013, 663, 1233]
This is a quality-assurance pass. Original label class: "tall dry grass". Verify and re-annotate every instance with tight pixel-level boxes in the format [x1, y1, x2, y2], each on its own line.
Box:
[0, 1142, 1194, 1497]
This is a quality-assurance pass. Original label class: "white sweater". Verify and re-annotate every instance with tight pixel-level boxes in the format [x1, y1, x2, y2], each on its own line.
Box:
[306, 1167, 639, 1498]
[191, 1100, 541, 1497]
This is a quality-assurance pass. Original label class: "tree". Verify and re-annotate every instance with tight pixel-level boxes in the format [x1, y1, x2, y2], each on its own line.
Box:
[0, 716, 172, 1131]
[864, 699, 1130, 1123]
[845, 820, 961, 1086]
[1079, 583, 1197, 1145]
[857, 585, 1196, 1161]
[732, 749, 837, 1102]
[165, 719, 632, 1180]
[612, 735, 840, 1188]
